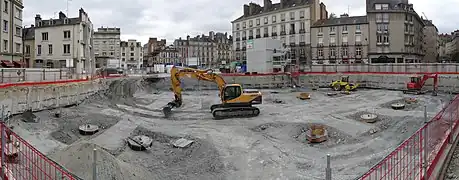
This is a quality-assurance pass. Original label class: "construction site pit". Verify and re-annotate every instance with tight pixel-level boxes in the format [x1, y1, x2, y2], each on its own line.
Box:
[6, 78, 451, 179]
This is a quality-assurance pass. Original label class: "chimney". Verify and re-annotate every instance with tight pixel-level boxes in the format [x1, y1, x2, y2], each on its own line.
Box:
[249, 3, 255, 15]
[263, 0, 272, 11]
[340, 13, 349, 18]
[58, 11, 66, 19]
[319, 3, 327, 20]
[243, 4, 250, 16]
[34, 14, 41, 26]
[187, 35, 190, 40]
[280, 0, 285, 8]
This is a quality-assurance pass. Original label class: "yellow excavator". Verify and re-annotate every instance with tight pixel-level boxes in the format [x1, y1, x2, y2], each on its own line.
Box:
[162, 66, 262, 119]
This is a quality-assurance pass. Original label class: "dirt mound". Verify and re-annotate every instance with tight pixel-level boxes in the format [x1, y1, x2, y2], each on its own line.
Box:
[117, 127, 227, 180]
[50, 141, 153, 180]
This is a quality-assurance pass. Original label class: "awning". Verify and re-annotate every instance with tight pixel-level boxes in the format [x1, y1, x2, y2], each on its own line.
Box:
[1, 60, 14, 67]
[13, 61, 25, 67]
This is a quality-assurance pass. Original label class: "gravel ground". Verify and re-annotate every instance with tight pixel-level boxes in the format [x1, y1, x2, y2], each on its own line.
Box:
[8, 77, 449, 180]
[446, 141, 459, 179]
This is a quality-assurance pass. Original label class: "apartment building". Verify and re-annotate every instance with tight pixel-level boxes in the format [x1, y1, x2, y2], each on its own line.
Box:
[93, 27, 121, 68]
[157, 45, 179, 64]
[311, 14, 369, 64]
[34, 9, 94, 74]
[438, 33, 453, 61]
[120, 39, 142, 69]
[143, 37, 166, 66]
[422, 20, 438, 63]
[446, 31, 459, 61]
[174, 31, 233, 67]
[366, 0, 425, 63]
[0, 0, 24, 68]
[231, 0, 324, 68]
[22, 26, 34, 67]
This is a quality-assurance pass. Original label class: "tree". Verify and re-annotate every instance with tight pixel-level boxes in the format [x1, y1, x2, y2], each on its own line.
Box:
[329, 13, 337, 19]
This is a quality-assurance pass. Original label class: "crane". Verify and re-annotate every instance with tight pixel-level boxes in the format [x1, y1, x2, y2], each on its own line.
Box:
[162, 66, 262, 119]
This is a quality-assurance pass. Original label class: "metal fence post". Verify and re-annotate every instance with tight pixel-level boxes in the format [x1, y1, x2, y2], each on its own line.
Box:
[423, 105, 428, 178]
[93, 148, 97, 180]
[325, 154, 331, 180]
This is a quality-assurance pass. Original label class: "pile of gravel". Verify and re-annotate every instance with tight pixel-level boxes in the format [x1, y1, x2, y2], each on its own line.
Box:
[50, 141, 153, 180]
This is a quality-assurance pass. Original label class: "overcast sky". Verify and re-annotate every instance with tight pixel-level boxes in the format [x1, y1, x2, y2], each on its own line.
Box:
[23, 0, 458, 45]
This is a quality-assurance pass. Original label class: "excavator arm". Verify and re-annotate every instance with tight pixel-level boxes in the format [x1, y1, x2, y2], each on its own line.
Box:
[163, 66, 227, 116]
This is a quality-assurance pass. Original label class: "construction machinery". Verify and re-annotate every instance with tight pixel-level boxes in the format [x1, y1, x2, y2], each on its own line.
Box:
[162, 66, 262, 119]
[330, 76, 359, 91]
[403, 73, 438, 96]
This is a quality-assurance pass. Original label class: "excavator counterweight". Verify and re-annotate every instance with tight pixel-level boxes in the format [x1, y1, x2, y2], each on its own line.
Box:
[163, 66, 262, 119]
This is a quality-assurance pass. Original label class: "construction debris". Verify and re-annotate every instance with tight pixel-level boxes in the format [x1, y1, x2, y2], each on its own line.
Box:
[297, 92, 311, 100]
[172, 138, 194, 148]
[306, 124, 328, 143]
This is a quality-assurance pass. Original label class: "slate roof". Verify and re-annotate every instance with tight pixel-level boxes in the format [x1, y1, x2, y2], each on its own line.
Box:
[312, 16, 368, 27]
[232, 0, 312, 22]
[22, 27, 35, 40]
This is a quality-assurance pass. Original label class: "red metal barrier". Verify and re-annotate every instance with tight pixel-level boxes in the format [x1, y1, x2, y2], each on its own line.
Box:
[0, 123, 76, 180]
[358, 95, 459, 179]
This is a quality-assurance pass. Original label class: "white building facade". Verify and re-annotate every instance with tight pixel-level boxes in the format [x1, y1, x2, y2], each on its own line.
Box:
[93, 27, 121, 68]
[34, 9, 94, 74]
[231, 0, 324, 69]
[120, 39, 142, 69]
[0, 0, 24, 67]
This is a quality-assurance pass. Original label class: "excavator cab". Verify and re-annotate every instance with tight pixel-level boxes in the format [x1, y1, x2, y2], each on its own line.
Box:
[222, 85, 242, 101]
[341, 76, 349, 82]
[407, 76, 422, 89]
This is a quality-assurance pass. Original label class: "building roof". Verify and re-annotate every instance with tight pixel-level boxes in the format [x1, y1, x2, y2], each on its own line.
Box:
[232, 0, 312, 23]
[423, 19, 438, 32]
[312, 16, 368, 27]
[22, 27, 35, 40]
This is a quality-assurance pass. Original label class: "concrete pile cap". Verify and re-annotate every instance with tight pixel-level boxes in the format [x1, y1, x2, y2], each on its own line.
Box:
[360, 114, 378, 123]
[391, 103, 406, 110]
[78, 124, 99, 135]
[127, 135, 153, 151]
[172, 138, 194, 148]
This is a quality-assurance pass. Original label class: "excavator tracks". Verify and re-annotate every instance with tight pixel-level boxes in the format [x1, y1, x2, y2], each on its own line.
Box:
[212, 106, 260, 120]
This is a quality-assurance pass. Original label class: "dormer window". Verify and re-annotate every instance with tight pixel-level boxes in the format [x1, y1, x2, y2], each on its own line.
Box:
[375, 4, 389, 10]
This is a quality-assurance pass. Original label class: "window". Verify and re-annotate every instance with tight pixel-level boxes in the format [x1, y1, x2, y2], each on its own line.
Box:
[236, 24, 240, 30]
[122, 53, 126, 56]
[3, 20, 7, 32]
[329, 26, 335, 32]
[256, 18, 260, 25]
[130, 58, 134, 61]
[243, 22, 246, 28]
[64, 31, 71, 39]
[356, 47, 362, 56]
[264, 17, 268, 24]
[25, 45, 30, 54]
[37, 45, 41, 55]
[236, 32, 240, 38]
[130, 53, 134, 56]
[342, 25, 347, 32]
[377, 35, 382, 43]
[300, 35, 305, 42]
[376, 14, 382, 22]
[15, 7, 21, 19]
[15, 26, 20, 36]
[290, 23, 295, 32]
[249, 30, 253, 36]
[63, 44, 70, 54]
[383, 13, 389, 22]
[375, 4, 381, 10]
[130, 47, 134, 51]
[382, 4, 389, 10]
[356, 25, 361, 30]
[15, 43, 20, 53]
[342, 35, 348, 43]
[249, 20, 253, 27]
[330, 48, 336, 56]
[342, 48, 348, 56]
[281, 13, 285, 21]
[42, 32, 48, 41]
[242, 31, 246, 37]
[289, 35, 295, 43]
[356, 35, 361, 42]
[272, 15, 276, 23]
[383, 35, 389, 43]
[256, 29, 260, 35]
[318, 37, 323, 44]
[330, 36, 336, 44]
[290, 12, 295, 20]
[300, 22, 305, 30]
[318, 49, 323, 56]
[264, 27, 268, 34]
[48, 44, 52, 54]
[280, 36, 286, 44]
[300, 11, 305, 18]
[272, 26, 276, 33]
[3, 1, 7, 12]
[318, 27, 323, 33]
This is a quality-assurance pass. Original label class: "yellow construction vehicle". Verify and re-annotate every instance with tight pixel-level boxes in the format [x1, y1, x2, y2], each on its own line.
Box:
[329, 76, 359, 91]
[162, 66, 262, 119]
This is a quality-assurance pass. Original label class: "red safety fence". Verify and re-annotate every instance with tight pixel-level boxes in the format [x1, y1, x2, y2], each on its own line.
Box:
[0, 123, 77, 180]
[357, 95, 459, 179]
